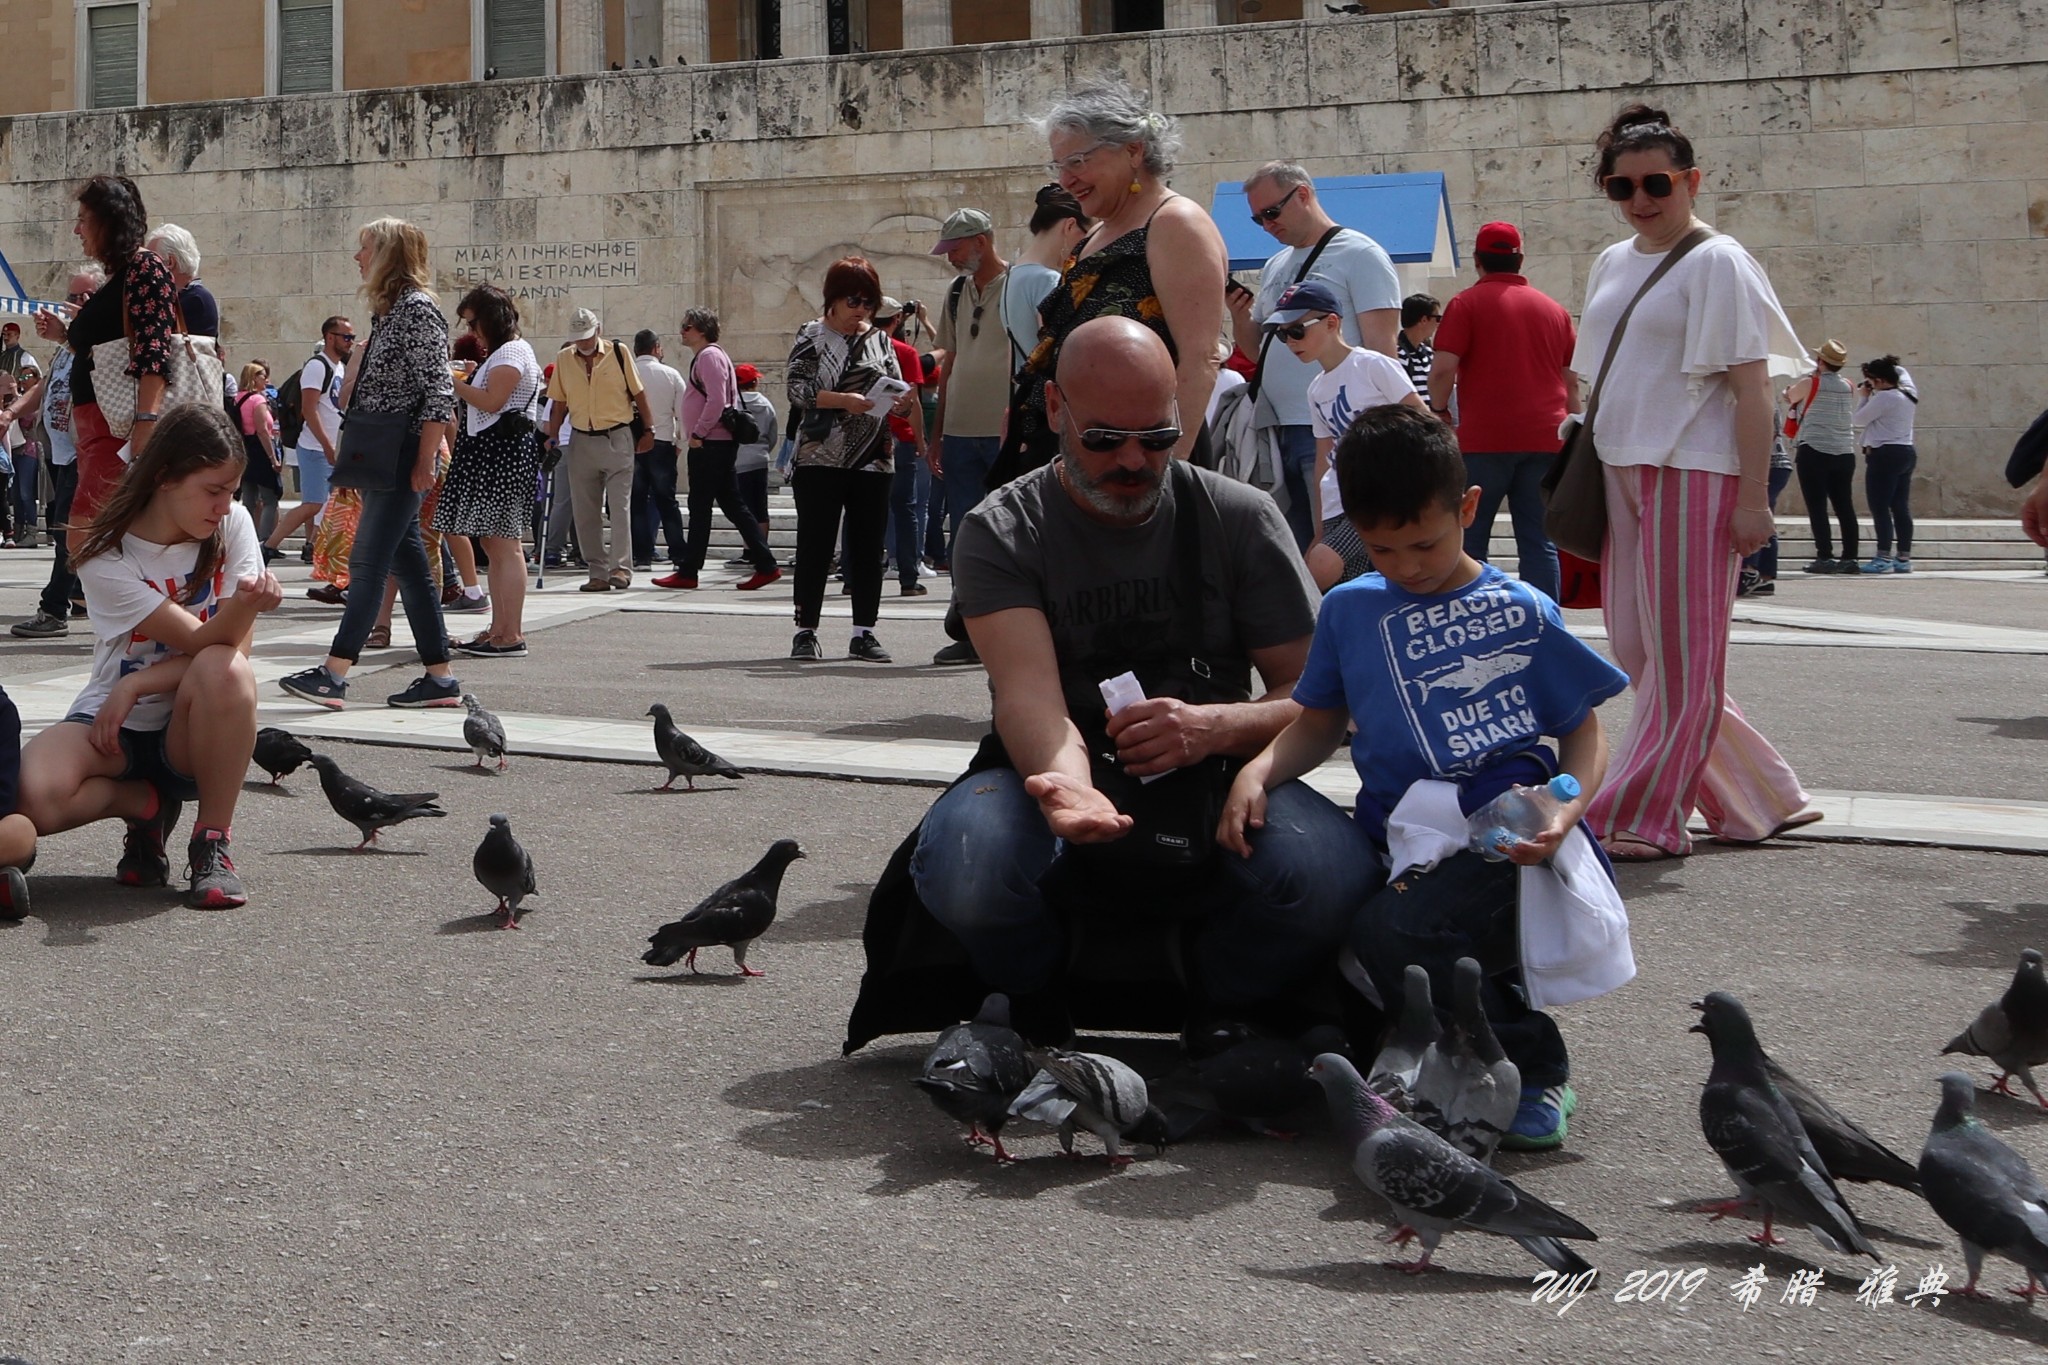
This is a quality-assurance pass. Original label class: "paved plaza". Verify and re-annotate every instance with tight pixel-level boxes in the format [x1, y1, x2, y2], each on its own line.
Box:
[5, 540, 2048, 1362]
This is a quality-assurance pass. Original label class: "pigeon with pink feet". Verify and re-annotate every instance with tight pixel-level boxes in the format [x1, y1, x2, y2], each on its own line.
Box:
[1920, 1071, 2048, 1301]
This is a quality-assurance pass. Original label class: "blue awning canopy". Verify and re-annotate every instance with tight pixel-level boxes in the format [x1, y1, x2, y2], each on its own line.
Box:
[1211, 172, 1459, 274]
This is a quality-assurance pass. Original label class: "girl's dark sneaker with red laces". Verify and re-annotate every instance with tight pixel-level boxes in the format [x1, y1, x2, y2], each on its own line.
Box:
[0, 865, 28, 919]
[186, 827, 245, 909]
[117, 797, 183, 886]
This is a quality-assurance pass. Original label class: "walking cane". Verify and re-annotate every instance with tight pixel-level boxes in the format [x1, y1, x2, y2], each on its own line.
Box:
[534, 441, 559, 592]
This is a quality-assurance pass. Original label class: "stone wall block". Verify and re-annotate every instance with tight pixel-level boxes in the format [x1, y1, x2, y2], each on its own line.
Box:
[980, 41, 1060, 128]
[1510, 88, 1617, 153]
[1522, 193, 1631, 256]
[1921, 178, 2030, 241]
[2031, 180, 2048, 236]
[1422, 96, 1525, 152]
[1861, 123, 1971, 184]
[598, 69, 695, 149]
[1815, 184, 1922, 242]
[1956, 0, 2048, 65]
[1397, 9, 1479, 101]
[687, 63, 760, 145]
[1388, 149, 1477, 209]
[1476, 6, 1560, 97]
[1967, 121, 2048, 181]
[1747, 0, 1849, 77]
[1807, 71, 1913, 129]
[537, 77, 602, 155]
[1678, 78, 1811, 137]
[1843, 0, 1959, 73]
[1217, 25, 1312, 112]
[1351, 100, 1430, 159]
[929, 123, 1031, 174]
[1710, 188, 1819, 246]
[1928, 299, 2039, 363]
[1911, 67, 2025, 125]
[756, 60, 837, 140]
[1819, 300, 1930, 355]
[279, 96, 348, 167]
[1557, 2, 1654, 91]
[1064, 32, 1157, 102]
[412, 88, 472, 161]
[1756, 130, 1867, 189]
[1650, 0, 1747, 84]
[467, 83, 544, 158]
[888, 48, 987, 133]
[1869, 240, 1982, 303]
[1978, 236, 2048, 298]
[1694, 135, 1767, 193]
[1306, 17, 1400, 107]
[471, 198, 540, 247]
[1150, 29, 1224, 115]
[1473, 142, 1574, 205]
[1756, 243, 1874, 307]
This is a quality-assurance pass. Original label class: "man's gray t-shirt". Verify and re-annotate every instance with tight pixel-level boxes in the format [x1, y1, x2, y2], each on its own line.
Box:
[955, 462, 1318, 708]
[1254, 230, 1402, 429]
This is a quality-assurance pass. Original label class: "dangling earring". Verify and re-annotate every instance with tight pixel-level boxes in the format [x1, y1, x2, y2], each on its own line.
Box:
[1130, 177, 1142, 194]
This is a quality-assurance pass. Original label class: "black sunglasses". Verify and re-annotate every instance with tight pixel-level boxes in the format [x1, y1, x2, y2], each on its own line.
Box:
[842, 296, 876, 310]
[1249, 185, 1300, 225]
[1071, 423, 1182, 453]
[1273, 314, 1330, 342]
[1603, 172, 1684, 202]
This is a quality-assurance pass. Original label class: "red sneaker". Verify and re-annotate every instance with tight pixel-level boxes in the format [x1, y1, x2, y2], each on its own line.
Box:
[736, 568, 782, 591]
[653, 572, 698, 589]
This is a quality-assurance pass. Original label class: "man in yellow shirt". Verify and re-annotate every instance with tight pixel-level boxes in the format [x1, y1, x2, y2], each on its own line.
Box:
[546, 307, 655, 591]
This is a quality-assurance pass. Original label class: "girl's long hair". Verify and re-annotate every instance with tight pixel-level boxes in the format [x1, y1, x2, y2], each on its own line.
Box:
[73, 402, 245, 602]
[358, 217, 433, 317]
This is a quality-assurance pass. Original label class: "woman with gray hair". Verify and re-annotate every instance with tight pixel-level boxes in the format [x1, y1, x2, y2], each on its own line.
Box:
[144, 222, 217, 339]
[1003, 80, 1227, 476]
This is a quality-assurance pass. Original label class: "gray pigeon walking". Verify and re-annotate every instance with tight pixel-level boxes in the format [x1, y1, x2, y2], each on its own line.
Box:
[252, 727, 314, 785]
[1149, 1024, 1350, 1142]
[915, 993, 1034, 1161]
[1410, 958, 1520, 1164]
[1943, 948, 2048, 1109]
[1308, 1052, 1598, 1276]
[647, 703, 742, 790]
[1920, 1071, 2048, 1300]
[1765, 1054, 1922, 1195]
[1008, 1049, 1170, 1167]
[1367, 964, 1442, 1112]
[1691, 992, 1878, 1258]
[462, 694, 509, 772]
[473, 813, 536, 930]
[641, 839, 803, 976]
[306, 754, 446, 849]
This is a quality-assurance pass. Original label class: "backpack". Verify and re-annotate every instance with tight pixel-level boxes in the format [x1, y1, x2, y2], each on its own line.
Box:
[278, 355, 332, 449]
[1207, 382, 1288, 520]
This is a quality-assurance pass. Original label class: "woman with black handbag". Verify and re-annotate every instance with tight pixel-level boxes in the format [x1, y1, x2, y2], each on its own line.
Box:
[279, 218, 459, 710]
[437, 284, 543, 659]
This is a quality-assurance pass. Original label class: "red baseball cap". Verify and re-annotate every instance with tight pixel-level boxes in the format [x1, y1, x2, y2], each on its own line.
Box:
[1476, 221, 1523, 253]
[734, 363, 760, 384]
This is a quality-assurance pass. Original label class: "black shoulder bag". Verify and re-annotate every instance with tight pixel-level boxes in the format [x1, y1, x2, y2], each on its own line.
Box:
[687, 345, 761, 444]
[331, 323, 422, 492]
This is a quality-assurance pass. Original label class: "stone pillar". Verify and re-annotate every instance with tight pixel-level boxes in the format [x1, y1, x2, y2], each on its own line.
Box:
[558, 0, 606, 73]
[901, 0, 951, 47]
[663, 0, 708, 64]
[780, 0, 829, 56]
[1162, 0, 1213, 28]
[1032, 0, 1083, 39]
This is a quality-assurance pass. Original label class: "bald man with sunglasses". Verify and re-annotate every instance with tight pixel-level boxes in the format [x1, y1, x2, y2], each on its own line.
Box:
[907, 316, 1375, 1036]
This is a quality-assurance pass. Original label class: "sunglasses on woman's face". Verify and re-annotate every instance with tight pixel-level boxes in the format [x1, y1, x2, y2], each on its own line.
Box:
[1603, 171, 1685, 202]
[842, 296, 876, 311]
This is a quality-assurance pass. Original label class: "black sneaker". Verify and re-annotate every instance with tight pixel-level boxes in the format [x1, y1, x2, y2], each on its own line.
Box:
[456, 638, 529, 658]
[10, 610, 67, 639]
[279, 665, 347, 709]
[1737, 566, 1762, 597]
[1749, 579, 1775, 597]
[899, 582, 929, 597]
[1836, 557, 1863, 575]
[0, 865, 28, 919]
[387, 674, 463, 708]
[848, 634, 892, 663]
[790, 629, 823, 661]
[932, 639, 981, 666]
[1802, 557, 1837, 575]
[185, 827, 246, 909]
[69, 601, 89, 618]
[117, 794, 183, 887]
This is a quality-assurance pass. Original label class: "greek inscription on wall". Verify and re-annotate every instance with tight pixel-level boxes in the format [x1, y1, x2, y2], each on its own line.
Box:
[442, 242, 640, 301]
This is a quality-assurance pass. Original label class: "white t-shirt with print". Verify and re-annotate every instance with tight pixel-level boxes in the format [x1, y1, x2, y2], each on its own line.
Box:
[70, 504, 263, 732]
[1307, 347, 1418, 522]
[472, 339, 543, 437]
[1572, 232, 1806, 476]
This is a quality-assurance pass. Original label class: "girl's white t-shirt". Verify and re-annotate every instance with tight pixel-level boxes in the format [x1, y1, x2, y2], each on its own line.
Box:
[1572, 231, 1807, 475]
[70, 503, 263, 732]
[468, 338, 542, 437]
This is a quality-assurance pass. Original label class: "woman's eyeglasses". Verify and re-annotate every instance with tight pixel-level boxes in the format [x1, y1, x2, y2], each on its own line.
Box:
[1046, 141, 1112, 178]
[1603, 172, 1684, 202]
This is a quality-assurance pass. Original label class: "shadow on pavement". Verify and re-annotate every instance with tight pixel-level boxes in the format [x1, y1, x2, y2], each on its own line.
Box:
[438, 910, 515, 935]
[5, 874, 179, 946]
[1957, 715, 2048, 743]
[635, 967, 750, 985]
[772, 883, 869, 944]
[272, 845, 431, 858]
[822, 713, 986, 742]
[1246, 1259, 1534, 1295]
[649, 658, 921, 678]
[1915, 901, 2048, 969]
[241, 780, 303, 797]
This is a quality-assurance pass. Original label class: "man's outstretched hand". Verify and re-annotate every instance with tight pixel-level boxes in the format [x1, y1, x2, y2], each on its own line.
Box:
[1023, 771, 1133, 844]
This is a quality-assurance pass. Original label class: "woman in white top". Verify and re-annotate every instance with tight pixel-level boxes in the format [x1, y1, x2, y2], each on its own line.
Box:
[1853, 354, 1917, 574]
[1000, 183, 1090, 374]
[1572, 105, 1817, 862]
[438, 283, 543, 657]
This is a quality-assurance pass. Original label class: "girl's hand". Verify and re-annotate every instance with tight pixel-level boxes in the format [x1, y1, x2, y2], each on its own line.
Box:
[1216, 766, 1270, 859]
[1730, 505, 1775, 557]
[235, 571, 285, 613]
[91, 681, 139, 757]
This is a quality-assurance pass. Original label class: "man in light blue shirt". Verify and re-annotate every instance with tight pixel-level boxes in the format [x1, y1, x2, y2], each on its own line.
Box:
[1227, 161, 1402, 550]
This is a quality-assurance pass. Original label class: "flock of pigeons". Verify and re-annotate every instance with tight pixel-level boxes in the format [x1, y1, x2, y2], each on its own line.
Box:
[916, 952, 2048, 1297]
[249, 708, 2048, 1300]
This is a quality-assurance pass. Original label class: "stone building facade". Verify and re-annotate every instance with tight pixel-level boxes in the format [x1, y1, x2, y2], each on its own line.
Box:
[0, 0, 2043, 513]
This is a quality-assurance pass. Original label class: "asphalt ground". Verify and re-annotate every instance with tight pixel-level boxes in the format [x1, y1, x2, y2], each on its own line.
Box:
[1, 550, 2047, 1362]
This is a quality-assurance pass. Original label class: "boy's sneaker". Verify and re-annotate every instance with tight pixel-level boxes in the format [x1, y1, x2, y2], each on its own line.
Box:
[1892, 555, 1913, 574]
[387, 674, 463, 708]
[1801, 557, 1837, 575]
[446, 592, 490, 613]
[279, 666, 348, 709]
[1501, 1083, 1577, 1152]
[848, 633, 892, 663]
[1749, 578, 1775, 596]
[117, 795, 183, 888]
[0, 865, 28, 920]
[790, 629, 822, 660]
[185, 827, 246, 910]
[1736, 565, 1762, 597]
[932, 640, 981, 666]
[10, 610, 68, 639]
[1861, 555, 1893, 574]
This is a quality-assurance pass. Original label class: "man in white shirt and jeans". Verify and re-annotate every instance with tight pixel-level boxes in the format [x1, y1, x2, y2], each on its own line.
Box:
[631, 329, 688, 571]
[263, 315, 353, 571]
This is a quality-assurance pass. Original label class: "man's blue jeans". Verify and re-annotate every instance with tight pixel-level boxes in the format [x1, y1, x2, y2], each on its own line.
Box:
[1273, 424, 1318, 550]
[940, 435, 1002, 549]
[633, 439, 685, 565]
[909, 768, 1382, 1008]
[888, 439, 930, 585]
[1463, 451, 1561, 604]
[331, 484, 450, 666]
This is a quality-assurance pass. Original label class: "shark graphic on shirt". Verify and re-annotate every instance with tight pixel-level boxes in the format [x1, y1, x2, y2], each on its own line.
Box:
[1412, 649, 1534, 700]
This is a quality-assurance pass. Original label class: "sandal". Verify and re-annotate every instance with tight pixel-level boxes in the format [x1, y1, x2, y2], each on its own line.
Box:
[1712, 809, 1825, 846]
[1602, 833, 1683, 862]
[366, 625, 392, 649]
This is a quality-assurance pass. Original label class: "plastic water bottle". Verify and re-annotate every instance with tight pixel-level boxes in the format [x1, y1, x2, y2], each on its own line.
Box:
[1467, 774, 1582, 861]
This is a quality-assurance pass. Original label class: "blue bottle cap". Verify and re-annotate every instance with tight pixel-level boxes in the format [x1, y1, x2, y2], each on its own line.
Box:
[1548, 773, 1582, 800]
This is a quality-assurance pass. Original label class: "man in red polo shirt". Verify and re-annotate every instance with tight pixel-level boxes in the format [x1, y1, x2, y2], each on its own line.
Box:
[1428, 221, 1579, 604]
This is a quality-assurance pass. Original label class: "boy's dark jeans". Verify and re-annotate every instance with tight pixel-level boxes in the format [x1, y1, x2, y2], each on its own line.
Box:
[1350, 849, 1569, 1087]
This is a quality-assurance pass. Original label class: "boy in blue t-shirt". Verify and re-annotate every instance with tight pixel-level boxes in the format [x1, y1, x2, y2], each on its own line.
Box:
[1220, 404, 1627, 1150]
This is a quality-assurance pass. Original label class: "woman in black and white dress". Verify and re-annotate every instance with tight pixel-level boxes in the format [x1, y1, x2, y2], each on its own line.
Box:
[437, 283, 542, 658]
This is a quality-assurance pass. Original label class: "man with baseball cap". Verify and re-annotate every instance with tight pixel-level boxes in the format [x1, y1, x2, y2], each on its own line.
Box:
[1428, 221, 1579, 604]
[927, 208, 1010, 664]
[544, 306, 656, 592]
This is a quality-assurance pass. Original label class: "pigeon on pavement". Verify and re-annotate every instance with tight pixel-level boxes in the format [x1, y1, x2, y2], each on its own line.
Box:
[647, 703, 743, 791]
[1008, 1049, 1170, 1167]
[1764, 1054, 1922, 1195]
[1367, 964, 1442, 1112]
[1149, 1024, 1350, 1142]
[1691, 992, 1878, 1258]
[641, 838, 803, 976]
[1410, 957, 1520, 1164]
[252, 727, 314, 785]
[1920, 1071, 2048, 1300]
[915, 993, 1034, 1161]
[462, 694, 509, 772]
[1308, 1051, 1598, 1276]
[1943, 948, 2048, 1109]
[473, 813, 536, 930]
[306, 754, 446, 849]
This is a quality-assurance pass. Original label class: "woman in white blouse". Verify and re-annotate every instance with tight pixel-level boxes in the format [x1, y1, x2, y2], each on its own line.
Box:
[1572, 105, 1819, 862]
[1852, 355, 1917, 574]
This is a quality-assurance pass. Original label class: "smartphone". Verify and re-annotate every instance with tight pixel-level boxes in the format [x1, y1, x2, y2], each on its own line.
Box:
[1225, 280, 1254, 302]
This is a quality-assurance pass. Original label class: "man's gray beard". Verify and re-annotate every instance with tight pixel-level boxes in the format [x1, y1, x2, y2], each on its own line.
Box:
[1059, 447, 1163, 522]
